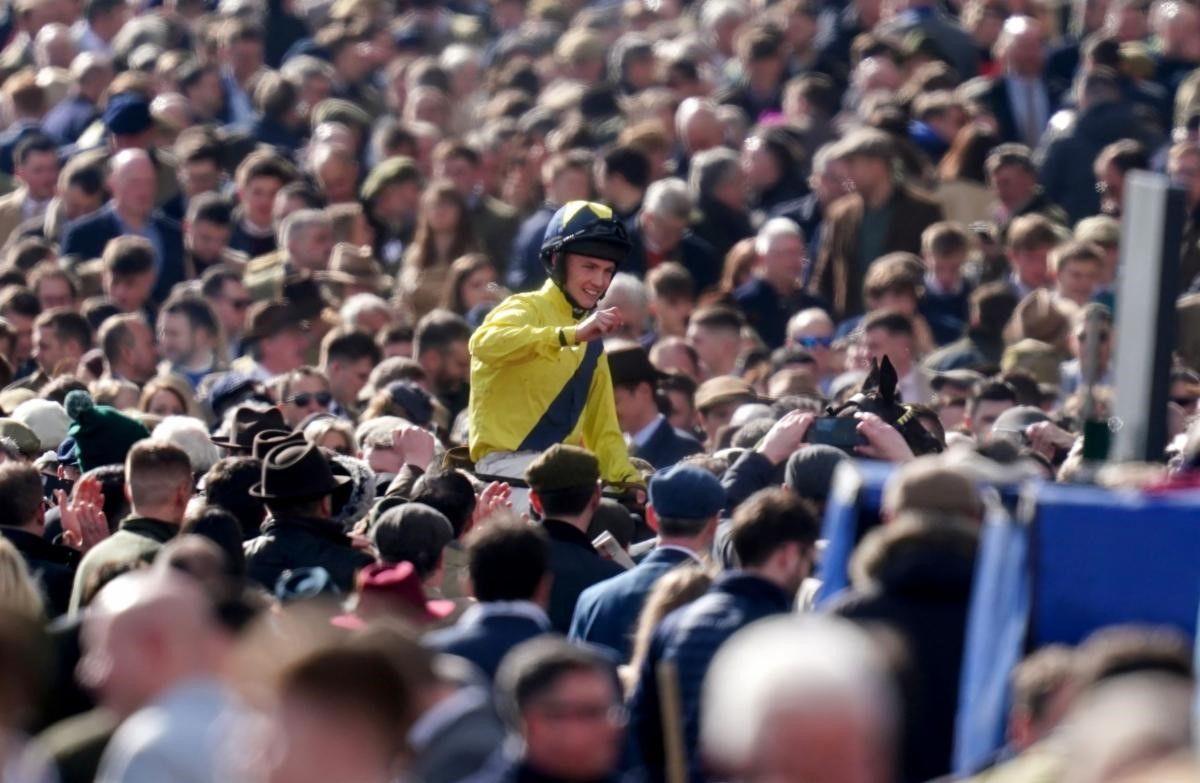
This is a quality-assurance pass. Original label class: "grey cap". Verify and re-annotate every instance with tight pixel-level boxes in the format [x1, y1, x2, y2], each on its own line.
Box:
[784, 444, 849, 504]
[371, 501, 455, 576]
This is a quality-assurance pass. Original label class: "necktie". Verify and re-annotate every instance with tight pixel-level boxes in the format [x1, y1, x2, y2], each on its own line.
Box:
[1023, 80, 1041, 147]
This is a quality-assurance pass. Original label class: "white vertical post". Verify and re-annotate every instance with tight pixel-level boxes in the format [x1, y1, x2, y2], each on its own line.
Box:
[1111, 171, 1184, 462]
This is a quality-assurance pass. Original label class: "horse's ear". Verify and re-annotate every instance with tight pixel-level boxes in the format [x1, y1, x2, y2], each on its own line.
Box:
[878, 355, 899, 404]
[861, 357, 880, 392]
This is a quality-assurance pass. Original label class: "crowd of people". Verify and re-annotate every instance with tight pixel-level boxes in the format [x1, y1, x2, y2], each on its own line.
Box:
[0, 0, 1196, 779]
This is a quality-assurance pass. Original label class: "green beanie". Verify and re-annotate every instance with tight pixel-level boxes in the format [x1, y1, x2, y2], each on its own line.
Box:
[65, 390, 150, 472]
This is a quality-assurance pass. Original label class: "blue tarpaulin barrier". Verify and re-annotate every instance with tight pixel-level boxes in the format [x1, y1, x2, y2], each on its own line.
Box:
[953, 483, 1200, 775]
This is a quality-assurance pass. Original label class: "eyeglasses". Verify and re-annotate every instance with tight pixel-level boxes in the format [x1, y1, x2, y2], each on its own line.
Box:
[288, 392, 332, 407]
[794, 336, 833, 349]
[533, 701, 628, 725]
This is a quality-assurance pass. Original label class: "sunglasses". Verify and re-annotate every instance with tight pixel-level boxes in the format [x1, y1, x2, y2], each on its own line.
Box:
[288, 391, 332, 407]
[794, 336, 833, 349]
[1172, 396, 1198, 408]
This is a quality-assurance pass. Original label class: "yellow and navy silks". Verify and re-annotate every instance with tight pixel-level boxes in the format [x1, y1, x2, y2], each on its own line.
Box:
[468, 279, 642, 485]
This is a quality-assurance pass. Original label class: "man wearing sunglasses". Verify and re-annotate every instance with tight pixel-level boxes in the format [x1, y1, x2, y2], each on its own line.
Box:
[469, 202, 643, 505]
[786, 307, 838, 393]
[201, 266, 252, 360]
[277, 366, 333, 427]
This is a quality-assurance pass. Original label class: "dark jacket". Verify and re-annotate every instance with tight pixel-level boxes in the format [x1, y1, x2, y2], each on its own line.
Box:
[248, 115, 305, 156]
[0, 118, 39, 175]
[1037, 101, 1162, 224]
[543, 518, 624, 633]
[424, 603, 551, 680]
[61, 205, 186, 304]
[771, 191, 824, 261]
[830, 519, 978, 783]
[691, 198, 754, 269]
[977, 76, 1062, 145]
[734, 277, 830, 349]
[999, 188, 1069, 239]
[42, 95, 98, 146]
[569, 546, 698, 660]
[409, 686, 506, 783]
[810, 184, 943, 318]
[625, 221, 723, 294]
[0, 527, 77, 617]
[631, 416, 703, 470]
[879, 6, 979, 81]
[719, 450, 781, 518]
[919, 283, 973, 346]
[243, 514, 374, 594]
[630, 572, 794, 783]
[922, 327, 1006, 373]
[506, 202, 556, 292]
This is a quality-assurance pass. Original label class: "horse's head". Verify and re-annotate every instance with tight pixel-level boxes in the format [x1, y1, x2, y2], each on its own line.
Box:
[828, 356, 944, 456]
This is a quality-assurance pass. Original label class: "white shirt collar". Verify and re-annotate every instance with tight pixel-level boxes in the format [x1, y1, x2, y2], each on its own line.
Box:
[631, 414, 665, 449]
[461, 599, 551, 630]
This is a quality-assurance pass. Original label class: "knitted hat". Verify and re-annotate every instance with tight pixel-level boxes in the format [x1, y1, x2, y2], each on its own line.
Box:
[11, 399, 69, 452]
[784, 445, 849, 505]
[65, 390, 150, 472]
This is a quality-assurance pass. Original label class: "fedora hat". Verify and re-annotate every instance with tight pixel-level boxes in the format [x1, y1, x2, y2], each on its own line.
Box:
[252, 428, 306, 460]
[211, 406, 287, 451]
[250, 442, 349, 501]
[319, 243, 393, 293]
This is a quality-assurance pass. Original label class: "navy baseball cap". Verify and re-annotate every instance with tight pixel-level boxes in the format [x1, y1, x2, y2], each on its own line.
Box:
[648, 463, 726, 520]
[55, 436, 78, 468]
[104, 94, 153, 136]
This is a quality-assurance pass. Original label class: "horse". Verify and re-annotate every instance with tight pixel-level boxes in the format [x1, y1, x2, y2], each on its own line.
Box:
[826, 356, 945, 457]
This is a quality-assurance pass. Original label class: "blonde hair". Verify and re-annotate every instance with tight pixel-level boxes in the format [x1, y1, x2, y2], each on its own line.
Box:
[0, 538, 43, 621]
[622, 565, 713, 695]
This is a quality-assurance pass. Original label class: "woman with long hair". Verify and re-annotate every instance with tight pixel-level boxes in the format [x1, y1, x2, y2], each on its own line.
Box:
[935, 123, 1001, 225]
[398, 181, 478, 319]
[440, 253, 504, 319]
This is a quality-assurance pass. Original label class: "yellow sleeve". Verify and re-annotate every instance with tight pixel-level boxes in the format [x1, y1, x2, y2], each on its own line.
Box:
[468, 297, 576, 366]
[583, 353, 643, 485]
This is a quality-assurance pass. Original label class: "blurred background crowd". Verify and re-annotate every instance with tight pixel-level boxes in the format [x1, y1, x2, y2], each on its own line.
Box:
[0, 0, 1195, 780]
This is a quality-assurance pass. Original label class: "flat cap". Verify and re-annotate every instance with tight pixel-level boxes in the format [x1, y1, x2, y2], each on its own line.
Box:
[525, 444, 600, 493]
[931, 369, 984, 391]
[361, 156, 422, 203]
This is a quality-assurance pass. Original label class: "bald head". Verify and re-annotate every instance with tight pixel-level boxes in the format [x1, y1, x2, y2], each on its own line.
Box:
[676, 98, 723, 154]
[703, 616, 896, 783]
[997, 15, 1045, 77]
[787, 307, 834, 343]
[79, 569, 218, 716]
[110, 149, 156, 220]
[311, 143, 360, 204]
